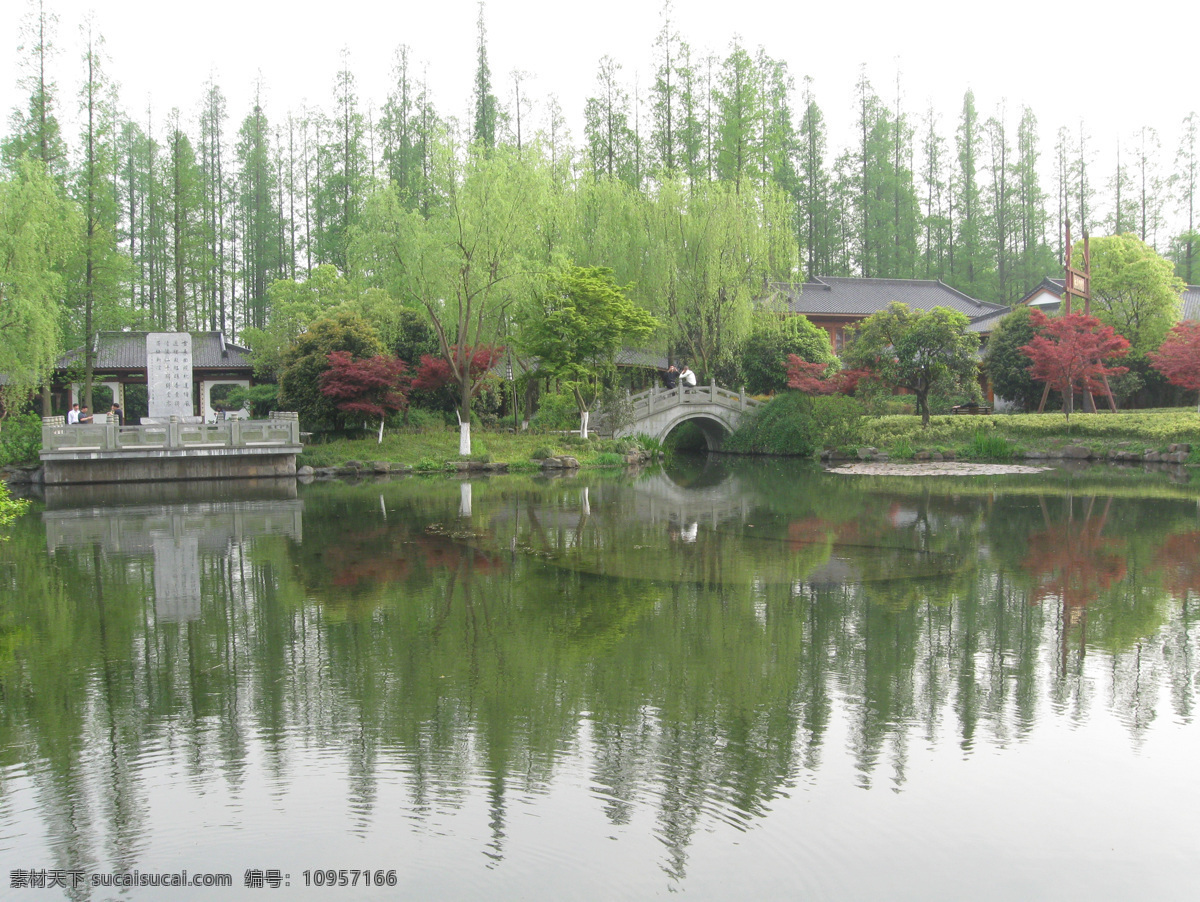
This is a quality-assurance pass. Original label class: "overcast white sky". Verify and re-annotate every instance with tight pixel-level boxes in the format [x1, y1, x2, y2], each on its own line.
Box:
[1, 0, 1195, 216]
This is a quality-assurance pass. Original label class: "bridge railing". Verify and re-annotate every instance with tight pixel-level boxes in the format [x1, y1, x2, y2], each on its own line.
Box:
[626, 381, 761, 419]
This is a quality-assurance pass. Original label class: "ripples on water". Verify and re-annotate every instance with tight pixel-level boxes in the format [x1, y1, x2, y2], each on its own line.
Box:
[2, 462, 1200, 898]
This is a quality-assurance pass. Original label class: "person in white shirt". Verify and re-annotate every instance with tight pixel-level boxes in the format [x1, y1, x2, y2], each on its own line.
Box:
[67, 403, 80, 425]
[679, 365, 697, 388]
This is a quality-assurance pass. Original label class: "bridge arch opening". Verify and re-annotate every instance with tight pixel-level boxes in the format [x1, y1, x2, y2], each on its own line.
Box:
[662, 415, 731, 451]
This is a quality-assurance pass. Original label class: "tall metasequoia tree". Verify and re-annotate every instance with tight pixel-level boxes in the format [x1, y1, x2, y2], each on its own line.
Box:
[714, 40, 761, 194]
[235, 93, 284, 330]
[71, 19, 127, 410]
[1014, 107, 1054, 295]
[797, 78, 831, 279]
[1135, 126, 1165, 249]
[953, 90, 985, 295]
[3, 0, 68, 183]
[472, 2, 498, 150]
[314, 51, 367, 272]
[1173, 112, 1198, 283]
[650, 0, 684, 176]
[199, 79, 230, 331]
[985, 105, 1014, 303]
[167, 109, 202, 330]
[919, 105, 951, 281]
[583, 56, 637, 185]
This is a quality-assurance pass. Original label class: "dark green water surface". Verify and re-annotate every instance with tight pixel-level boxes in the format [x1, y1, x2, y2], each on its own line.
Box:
[2, 458, 1199, 899]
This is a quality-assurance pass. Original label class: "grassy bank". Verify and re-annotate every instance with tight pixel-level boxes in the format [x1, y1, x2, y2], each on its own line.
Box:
[297, 429, 653, 472]
[854, 408, 1200, 462]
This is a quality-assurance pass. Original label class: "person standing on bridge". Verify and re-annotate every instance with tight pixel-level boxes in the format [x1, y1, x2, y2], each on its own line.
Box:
[663, 364, 678, 389]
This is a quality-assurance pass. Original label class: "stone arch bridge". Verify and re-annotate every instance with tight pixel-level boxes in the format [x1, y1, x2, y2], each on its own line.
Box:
[613, 382, 761, 449]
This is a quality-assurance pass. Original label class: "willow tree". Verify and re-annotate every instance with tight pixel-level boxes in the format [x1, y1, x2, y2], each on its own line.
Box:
[640, 177, 796, 378]
[357, 144, 546, 455]
[0, 160, 79, 409]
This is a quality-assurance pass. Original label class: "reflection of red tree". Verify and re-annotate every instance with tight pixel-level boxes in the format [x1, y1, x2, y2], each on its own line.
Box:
[417, 534, 505, 573]
[1022, 503, 1127, 609]
[324, 526, 412, 588]
[787, 517, 859, 551]
[1156, 531, 1200, 598]
[322, 529, 507, 589]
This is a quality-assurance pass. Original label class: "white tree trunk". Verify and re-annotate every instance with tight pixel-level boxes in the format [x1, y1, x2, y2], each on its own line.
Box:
[459, 420, 471, 456]
[378, 417, 385, 444]
[579, 409, 589, 439]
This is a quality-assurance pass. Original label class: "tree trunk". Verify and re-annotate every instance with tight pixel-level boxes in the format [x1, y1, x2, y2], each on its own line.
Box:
[579, 409, 590, 439]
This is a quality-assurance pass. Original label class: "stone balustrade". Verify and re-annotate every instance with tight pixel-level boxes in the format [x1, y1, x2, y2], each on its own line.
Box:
[42, 412, 301, 455]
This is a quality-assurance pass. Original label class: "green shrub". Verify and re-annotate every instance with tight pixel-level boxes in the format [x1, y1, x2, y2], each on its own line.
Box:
[633, 433, 663, 454]
[0, 480, 28, 533]
[225, 384, 279, 418]
[726, 392, 862, 457]
[403, 407, 447, 430]
[965, 430, 1016, 460]
[0, 412, 42, 466]
[888, 439, 915, 459]
[529, 391, 579, 431]
[415, 458, 443, 472]
[532, 445, 558, 460]
[594, 452, 624, 466]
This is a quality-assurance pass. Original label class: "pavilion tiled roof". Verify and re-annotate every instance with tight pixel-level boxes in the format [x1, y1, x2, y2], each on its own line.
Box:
[56, 332, 253, 371]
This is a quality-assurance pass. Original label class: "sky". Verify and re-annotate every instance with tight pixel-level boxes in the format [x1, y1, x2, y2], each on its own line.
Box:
[1, 0, 1195, 220]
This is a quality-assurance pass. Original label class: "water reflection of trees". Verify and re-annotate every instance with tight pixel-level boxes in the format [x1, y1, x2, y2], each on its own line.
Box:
[3, 474, 1200, 886]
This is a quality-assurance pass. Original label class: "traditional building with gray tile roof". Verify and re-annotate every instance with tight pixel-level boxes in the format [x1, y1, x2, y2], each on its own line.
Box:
[764, 277, 1009, 352]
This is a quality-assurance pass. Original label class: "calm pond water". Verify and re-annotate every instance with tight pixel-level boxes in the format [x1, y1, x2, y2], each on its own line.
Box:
[2, 458, 1200, 900]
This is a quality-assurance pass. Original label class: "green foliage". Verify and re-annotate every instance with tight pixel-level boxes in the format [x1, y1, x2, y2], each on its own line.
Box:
[1083, 233, 1185, 356]
[856, 408, 1200, 451]
[225, 384, 278, 418]
[965, 431, 1016, 460]
[738, 313, 835, 395]
[0, 159, 80, 409]
[726, 392, 864, 457]
[402, 408, 446, 431]
[845, 303, 980, 427]
[594, 452, 624, 466]
[0, 479, 28, 534]
[518, 264, 657, 419]
[983, 304, 1045, 411]
[0, 412, 43, 467]
[888, 439, 915, 459]
[277, 310, 384, 433]
[532, 445, 558, 460]
[529, 390, 580, 432]
[242, 266, 398, 379]
[633, 433, 663, 454]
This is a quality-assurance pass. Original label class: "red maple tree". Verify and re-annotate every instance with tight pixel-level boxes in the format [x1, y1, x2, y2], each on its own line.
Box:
[1149, 320, 1200, 411]
[411, 345, 503, 399]
[785, 356, 868, 395]
[1019, 310, 1130, 418]
[319, 351, 410, 440]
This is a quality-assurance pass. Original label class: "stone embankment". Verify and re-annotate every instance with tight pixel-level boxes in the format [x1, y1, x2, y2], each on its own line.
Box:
[822, 442, 1192, 466]
[1023, 442, 1192, 464]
